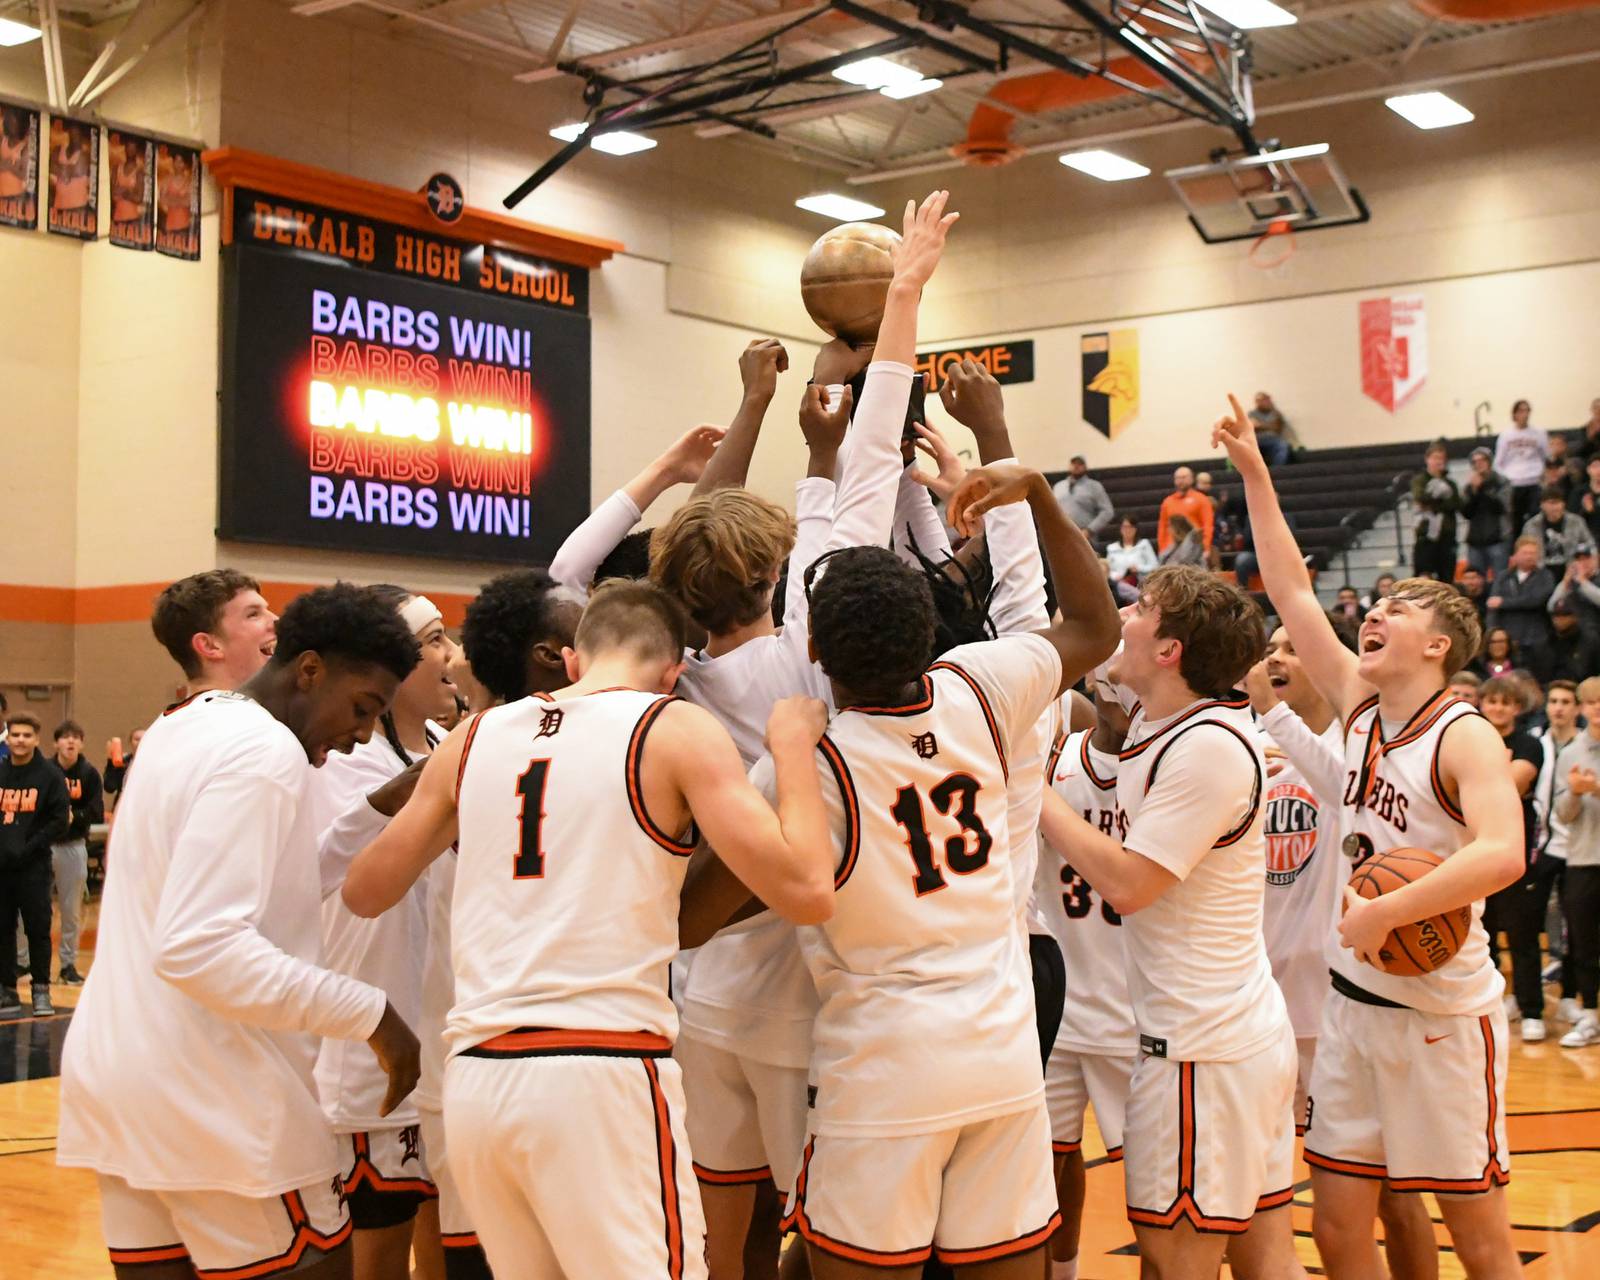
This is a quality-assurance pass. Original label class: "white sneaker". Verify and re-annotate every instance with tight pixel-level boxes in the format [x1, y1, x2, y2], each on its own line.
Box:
[1558, 997, 1584, 1024]
[1560, 1014, 1600, 1048]
[1521, 1018, 1547, 1042]
[1503, 993, 1520, 1021]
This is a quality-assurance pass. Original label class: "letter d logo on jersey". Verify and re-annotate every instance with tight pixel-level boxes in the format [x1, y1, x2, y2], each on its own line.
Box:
[1081, 329, 1139, 439]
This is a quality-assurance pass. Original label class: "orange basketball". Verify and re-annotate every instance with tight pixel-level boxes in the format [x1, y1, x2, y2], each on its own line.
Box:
[800, 221, 900, 344]
[1348, 847, 1470, 976]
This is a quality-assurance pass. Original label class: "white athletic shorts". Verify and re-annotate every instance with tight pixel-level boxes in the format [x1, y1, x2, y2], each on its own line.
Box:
[675, 1030, 809, 1193]
[1045, 1045, 1135, 1159]
[1124, 1022, 1298, 1235]
[1295, 1036, 1317, 1136]
[99, 1172, 350, 1277]
[337, 1125, 435, 1229]
[782, 1103, 1060, 1268]
[419, 1106, 478, 1252]
[444, 1034, 708, 1280]
[1304, 991, 1510, 1193]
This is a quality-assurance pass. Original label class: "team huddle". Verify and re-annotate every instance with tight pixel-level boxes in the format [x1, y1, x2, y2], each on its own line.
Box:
[55, 194, 1528, 1280]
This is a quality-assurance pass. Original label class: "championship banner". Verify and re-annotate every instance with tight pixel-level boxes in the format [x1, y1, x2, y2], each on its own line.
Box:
[1359, 293, 1427, 412]
[155, 141, 202, 259]
[914, 339, 1034, 392]
[0, 100, 40, 230]
[46, 116, 98, 240]
[107, 129, 156, 250]
[1080, 329, 1139, 439]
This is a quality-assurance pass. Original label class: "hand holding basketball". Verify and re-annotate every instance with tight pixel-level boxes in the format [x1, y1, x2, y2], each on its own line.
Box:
[1343, 847, 1470, 975]
[1339, 886, 1392, 971]
[946, 462, 1038, 539]
[889, 190, 959, 290]
[1212, 392, 1265, 477]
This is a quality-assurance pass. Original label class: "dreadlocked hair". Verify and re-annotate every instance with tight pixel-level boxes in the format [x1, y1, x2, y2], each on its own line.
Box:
[903, 527, 998, 659]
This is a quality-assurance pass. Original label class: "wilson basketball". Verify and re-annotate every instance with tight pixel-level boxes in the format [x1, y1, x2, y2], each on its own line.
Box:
[1348, 847, 1470, 976]
[800, 221, 901, 344]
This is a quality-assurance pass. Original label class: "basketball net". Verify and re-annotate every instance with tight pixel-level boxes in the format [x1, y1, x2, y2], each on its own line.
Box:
[1247, 218, 1297, 271]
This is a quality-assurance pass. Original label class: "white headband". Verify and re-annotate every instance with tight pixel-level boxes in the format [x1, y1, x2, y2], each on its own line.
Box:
[400, 594, 444, 635]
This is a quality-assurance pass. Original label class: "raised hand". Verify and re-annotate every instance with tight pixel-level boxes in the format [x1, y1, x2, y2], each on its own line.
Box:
[800, 382, 853, 458]
[1242, 659, 1278, 714]
[812, 336, 873, 384]
[937, 357, 1006, 442]
[767, 696, 830, 755]
[909, 422, 967, 502]
[889, 189, 959, 291]
[1211, 392, 1265, 476]
[658, 424, 727, 486]
[739, 338, 789, 401]
[946, 461, 1038, 539]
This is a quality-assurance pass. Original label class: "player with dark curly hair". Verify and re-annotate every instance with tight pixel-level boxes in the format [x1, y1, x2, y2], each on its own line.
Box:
[459, 569, 583, 705]
[59, 582, 424, 1280]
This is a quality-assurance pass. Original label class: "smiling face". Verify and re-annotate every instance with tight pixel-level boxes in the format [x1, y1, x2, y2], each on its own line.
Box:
[203, 589, 279, 688]
[1485, 629, 1511, 660]
[392, 617, 459, 725]
[1120, 517, 1138, 544]
[1264, 627, 1317, 712]
[1481, 690, 1519, 734]
[1357, 593, 1453, 682]
[289, 654, 402, 767]
[1107, 598, 1166, 694]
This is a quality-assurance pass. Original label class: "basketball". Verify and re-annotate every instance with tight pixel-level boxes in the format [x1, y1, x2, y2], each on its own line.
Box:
[1348, 848, 1470, 976]
[799, 221, 901, 344]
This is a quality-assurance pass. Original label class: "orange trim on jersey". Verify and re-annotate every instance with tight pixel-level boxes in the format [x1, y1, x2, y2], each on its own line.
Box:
[1118, 696, 1250, 760]
[1051, 1139, 1082, 1154]
[194, 1192, 353, 1280]
[1343, 695, 1379, 745]
[109, 1243, 191, 1264]
[440, 1232, 481, 1248]
[928, 660, 1008, 782]
[454, 712, 485, 805]
[1045, 730, 1068, 781]
[817, 734, 862, 889]
[643, 1058, 687, 1280]
[1254, 1187, 1295, 1212]
[1078, 732, 1116, 791]
[1104, 1145, 1125, 1163]
[161, 691, 206, 717]
[693, 1162, 772, 1185]
[1140, 720, 1261, 847]
[1302, 1151, 1388, 1180]
[840, 675, 935, 716]
[1351, 691, 1470, 816]
[471, 1028, 672, 1055]
[626, 698, 698, 856]
[342, 1132, 438, 1199]
[934, 1213, 1061, 1265]
[1429, 714, 1476, 825]
[790, 1137, 932, 1267]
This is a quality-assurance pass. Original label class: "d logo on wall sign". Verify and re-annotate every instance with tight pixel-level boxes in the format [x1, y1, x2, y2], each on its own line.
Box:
[425, 172, 465, 224]
[1081, 329, 1139, 439]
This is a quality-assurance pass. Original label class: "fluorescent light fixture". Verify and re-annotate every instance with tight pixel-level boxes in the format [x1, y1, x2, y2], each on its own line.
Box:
[1059, 149, 1151, 182]
[832, 56, 925, 91]
[880, 77, 943, 100]
[796, 193, 886, 222]
[1385, 91, 1474, 130]
[0, 16, 42, 45]
[549, 122, 657, 156]
[1194, 0, 1297, 28]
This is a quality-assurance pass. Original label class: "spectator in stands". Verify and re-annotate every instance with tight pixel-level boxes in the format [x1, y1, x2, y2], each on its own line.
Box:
[1513, 669, 1549, 737]
[1457, 565, 1490, 628]
[1101, 558, 1139, 606]
[1462, 445, 1513, 578]
[1105, 515, 1157, 586]
[1577, 456, 1600, 547]
[1554, 675, 1600, 1048]
[1156, 465, 1213, 553]
[1471, 627, 1518, 681]
[1544, 459, 1579, 509]
[0, 692, 8, 761]
[1361, 573, 1396, 610]
[1479, 675, 1547, 1041]
[1576, 398, 1600, 462]
[1449, 669, 1483, 706]
[1536, 680, 1583, 1027]
[1051, 454, 1113, 538]
[1550, 548, 1600, 642]
[1549, 603, 1597, 683]
[1490, 536, 1556, 680]
[47, 720, 100, 986]
[1546, 431, 1581, 492]
[1411, 440, 1461, 581]
[1496, 398, 1549, 535]
[1157, 513, 1206, 567]
[1333, 585, 1362, 625]
[1248, 390, 1293, 467]
[102, 727, 143, 811]
[1522, 485, 1596, 580]
[0, 712, 70, 1019]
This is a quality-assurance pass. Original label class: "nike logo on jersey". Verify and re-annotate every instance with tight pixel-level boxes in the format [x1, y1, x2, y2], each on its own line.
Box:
[1423, 1033, 1451, 1044]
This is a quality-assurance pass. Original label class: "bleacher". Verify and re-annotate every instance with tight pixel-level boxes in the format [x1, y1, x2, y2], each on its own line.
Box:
[1049, 435, 1489, 581]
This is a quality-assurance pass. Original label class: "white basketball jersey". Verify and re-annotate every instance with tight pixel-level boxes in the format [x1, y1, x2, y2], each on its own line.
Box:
[1036, 730, 1137, 1056]
[1115, 696, 1289, 1063]
[1332, 692, 1504, 1016]
[1259, 719, 1345, 1039]
[446, 690, 696, 1057]
[798, 637, 1060, 1137]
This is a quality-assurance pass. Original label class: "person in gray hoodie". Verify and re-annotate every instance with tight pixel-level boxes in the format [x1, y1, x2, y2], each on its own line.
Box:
[1521, 485, 1597, 581]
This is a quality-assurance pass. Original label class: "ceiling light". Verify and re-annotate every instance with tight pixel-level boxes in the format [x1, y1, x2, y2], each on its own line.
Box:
[832, 56, 926, 92]
[549, 122, 658, 156]
[880, 77, 943, 101]
[1194, 0, 1297, 28]
[1384, 91, 1474, 130]
[796, 193, 886, 222]
[0, 16, 42, 45]
[1059, 150, 1151, 182]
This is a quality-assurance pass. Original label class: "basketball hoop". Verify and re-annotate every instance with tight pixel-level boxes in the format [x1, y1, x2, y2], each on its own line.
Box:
[1248, 218, 1297, 270]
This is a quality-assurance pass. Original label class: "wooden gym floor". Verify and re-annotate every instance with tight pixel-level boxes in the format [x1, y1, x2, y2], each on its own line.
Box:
[4, 903, 1599, 1278]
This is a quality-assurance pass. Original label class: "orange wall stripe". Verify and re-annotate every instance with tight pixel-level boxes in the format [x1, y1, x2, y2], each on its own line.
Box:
[0, 582, 476, 628]
[203, 147, 624, 268]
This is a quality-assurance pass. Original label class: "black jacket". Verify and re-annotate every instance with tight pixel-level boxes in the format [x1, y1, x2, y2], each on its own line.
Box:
[1460, 471, 1512, 548]
[55, 756, 105, 843]
[0, 754, 71, 872]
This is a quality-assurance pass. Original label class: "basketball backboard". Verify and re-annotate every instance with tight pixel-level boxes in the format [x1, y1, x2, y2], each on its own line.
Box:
[1164, 144, 1369, 244]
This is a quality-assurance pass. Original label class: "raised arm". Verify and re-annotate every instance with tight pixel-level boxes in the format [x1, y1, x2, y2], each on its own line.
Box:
[1214, 393, 1367, 717]
[692, 338, 788, 495]
[947, 463, 1121, 695]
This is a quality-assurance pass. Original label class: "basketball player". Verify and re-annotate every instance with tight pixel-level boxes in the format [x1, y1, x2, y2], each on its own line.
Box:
[308, 589, 460, 1280]
[774, 459, 1118, 1276]
[57, 584, 424, 1280]
[1244, 631, 1440, 1280]
[340, 580, 839, 1280]
[150, 568, 279, 693]
[1036, 692, 1137, 1280]
[1037, 565, 1303, 1280]
[1215, 396, 1526, 1280]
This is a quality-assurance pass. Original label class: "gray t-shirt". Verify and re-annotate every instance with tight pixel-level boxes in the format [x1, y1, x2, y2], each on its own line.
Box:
[1554, 732, 1600, 868]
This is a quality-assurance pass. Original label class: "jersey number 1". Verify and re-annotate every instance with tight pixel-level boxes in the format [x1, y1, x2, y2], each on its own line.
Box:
[891, 773, 993, 896]
[514, 760, 550, 878]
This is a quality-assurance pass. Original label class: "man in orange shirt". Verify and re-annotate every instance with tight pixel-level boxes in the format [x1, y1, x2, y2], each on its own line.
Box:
[1158, 466, 1215, 553]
